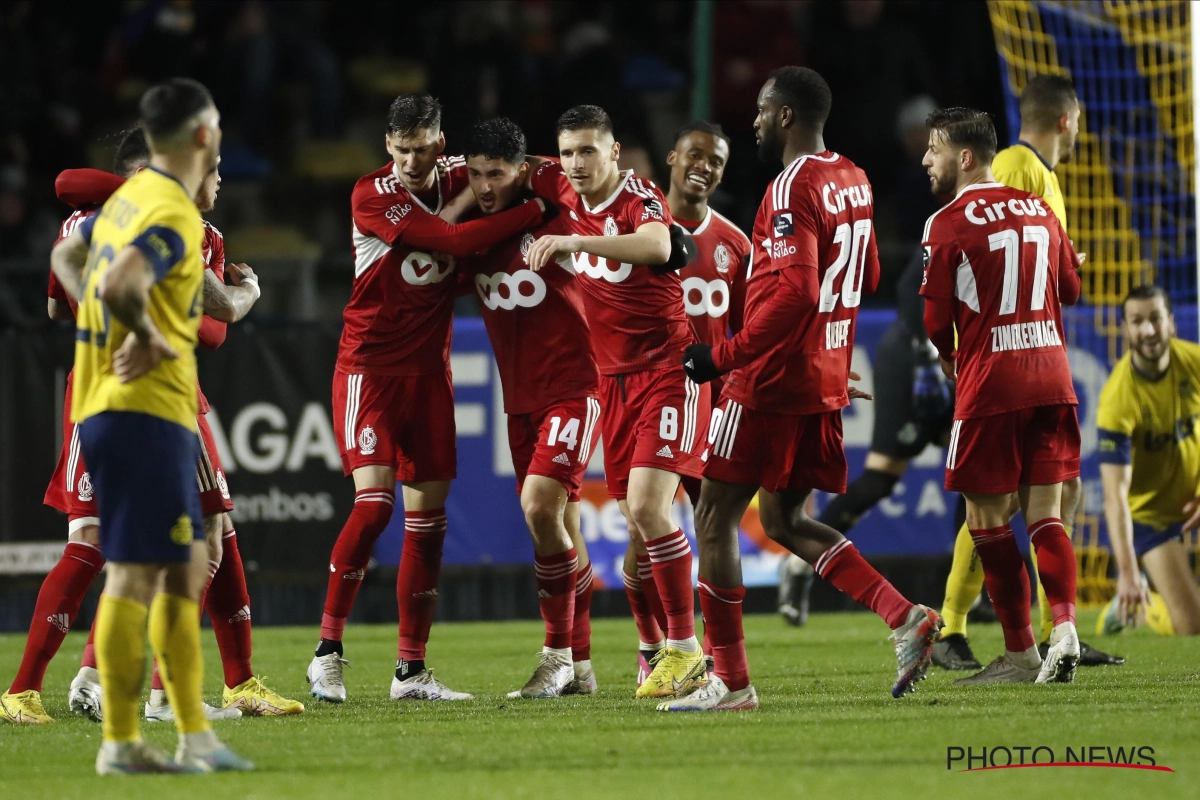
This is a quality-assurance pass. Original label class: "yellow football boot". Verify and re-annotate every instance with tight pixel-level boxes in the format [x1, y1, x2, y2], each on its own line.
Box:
[0, 690, 53, 724]
[223, 676, 305, 716]
[634, 646, 706, 699]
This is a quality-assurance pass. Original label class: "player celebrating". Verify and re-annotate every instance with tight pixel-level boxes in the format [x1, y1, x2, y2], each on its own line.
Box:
[920, 107, 1082, 685]
[615, 120, 750, 681]
[453, 118, 601, 698]
[668, 67, 942, 711]
[49, 78, 251, 773]
[525, 105, 709, 699]
[932, 76, 1120, 669]
[309, 94, 551, 704]
[1097, 286, 1200, 636]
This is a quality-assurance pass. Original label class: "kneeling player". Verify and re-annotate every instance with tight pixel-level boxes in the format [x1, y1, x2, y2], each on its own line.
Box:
[1098, 286, 1200, 637]
[457, 118, 600, 697]
[674, 67, 942, 711]
[921, 107, 1082, 685]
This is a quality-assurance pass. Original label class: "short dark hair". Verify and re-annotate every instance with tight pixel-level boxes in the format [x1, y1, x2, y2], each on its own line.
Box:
[1020, 75, 1078, 132]
[556, 105, 613, 137]
[138, 78, 214, 144]
[113, 128, 151, 176]
[673, 120, 730, 148]
[925, 107, 997, 165]
[767, 66, 832, 129]
[1123, 284, 1172, 313]
[465, 118, 527, 163]
[387, 93, 441, 137]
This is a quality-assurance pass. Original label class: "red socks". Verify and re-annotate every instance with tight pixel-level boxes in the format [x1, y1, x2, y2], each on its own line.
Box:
[644, 530, 696, 641]
[815, 539, 913, 629]
[9, 542, 104, 694]
[534, 548, 578, 650]
[206, 528, 254, 688]
[1029, 518, 1077, 626]
[699, 580, 749, 690]
[397, 508, 446, 662]
[81, 619, 97, 670]
[572, 563, 594, 661]
[321, 487, 395, 641]
[623, 568, 664, 645]
[971, 525, 1036, 652]
[637, 555, 669, 634]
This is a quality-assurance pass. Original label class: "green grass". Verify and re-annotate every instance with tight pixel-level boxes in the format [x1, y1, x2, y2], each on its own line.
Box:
[2, 610, 1198, 799]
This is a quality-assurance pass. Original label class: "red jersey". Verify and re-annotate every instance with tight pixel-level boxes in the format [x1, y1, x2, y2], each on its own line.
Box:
[196, 222, 228, 413]
[47, 210, 96, 317]
[340, 157, 546, 376]
[677, 208, 750, 346]
[920, 181, 1080, 418]
[530, 161, 690, 375]
[460, 214, 600, 414]
[712, 152, 880, 415]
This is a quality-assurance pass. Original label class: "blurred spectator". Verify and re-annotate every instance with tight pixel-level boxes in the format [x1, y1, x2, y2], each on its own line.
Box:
[893, 94, 941, 241]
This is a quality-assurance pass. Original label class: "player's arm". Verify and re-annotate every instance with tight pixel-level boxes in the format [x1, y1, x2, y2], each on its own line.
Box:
[46, 272, 74, 321]
[1100, 457, 1151, 626]
[527, 221, 672, 270]
[49, 224, 91, 302]
[201, 263, 260, 324]
[1056, 223, 1082, 305]
[727, 254, 750, 336]
[919, 222, 961, 378]
[438, 186, 477, 224]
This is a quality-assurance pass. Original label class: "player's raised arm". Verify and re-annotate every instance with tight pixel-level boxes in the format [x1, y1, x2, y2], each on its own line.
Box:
[526, 220, 671, 271]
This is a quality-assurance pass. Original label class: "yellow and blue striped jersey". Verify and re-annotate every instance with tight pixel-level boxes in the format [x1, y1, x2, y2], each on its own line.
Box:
[992, 142, 1067, 232]
[1096, 338, 1200, 530]
[72, 167, 204, 431]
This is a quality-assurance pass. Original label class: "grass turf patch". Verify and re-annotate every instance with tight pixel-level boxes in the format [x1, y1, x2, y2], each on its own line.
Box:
[2, 610, 1197, 799]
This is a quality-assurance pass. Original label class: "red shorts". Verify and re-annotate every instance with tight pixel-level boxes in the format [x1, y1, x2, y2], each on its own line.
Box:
[508, 397, 601, 503]
[332, 369, 457, 482]
[45, 371, 233, 520]
[599, 368, 710, 499]
[945, 404, 1081, 494]
[703, 397, 848, 494]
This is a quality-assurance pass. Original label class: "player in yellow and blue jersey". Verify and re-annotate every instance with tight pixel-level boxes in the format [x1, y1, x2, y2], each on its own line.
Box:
[931, 76, 1123, 672]
[46, 78, 251, 775]
[1097, 285, 1200, 637]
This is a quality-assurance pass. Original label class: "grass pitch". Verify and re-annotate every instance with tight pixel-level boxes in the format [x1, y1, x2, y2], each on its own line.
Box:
[2, 609, 1197, 799]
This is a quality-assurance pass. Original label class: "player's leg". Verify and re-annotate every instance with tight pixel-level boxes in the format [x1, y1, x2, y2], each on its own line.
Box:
[771, 493, 815, 627]
[1019, 481, 1081, 683]
[564, 501, 598, 694]
[935, 495, 986, 669]
[658, 477, 760, 712]
[2, 520, 104, 726]
[507, 475, 577, 698]
[817, 452, 906, 533]
[620, 530, 666, 684]
[1142, 539, 1200, 635]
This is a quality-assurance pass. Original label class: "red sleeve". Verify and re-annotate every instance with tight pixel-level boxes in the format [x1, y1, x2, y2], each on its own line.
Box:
[918, 215, 959, 300]
[923, 295, 956, 361]
[207, 227, 227, 282]
[48, 271, 68, 302]
[55, 169, 125, 210]
[620, 180, 672, 230]
[711, 265, 818, 372]
[727, 252, 749, 336]
[863, 222, 881, 296]
[771, 197, 822, 273]
[1057, 225, 1081, 306]
[353, 185, 543, 258]
[198, 315, 228, 350]
[529, 160, 574, 211]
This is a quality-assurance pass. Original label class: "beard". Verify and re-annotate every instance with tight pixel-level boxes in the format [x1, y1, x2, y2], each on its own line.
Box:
[757, 129, 782, 163]
[929, 170, 956, 196]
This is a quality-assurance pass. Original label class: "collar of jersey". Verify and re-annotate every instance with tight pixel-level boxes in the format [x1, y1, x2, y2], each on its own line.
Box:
[147, 166, 187, 192]
[683, 207, 714, 236]
[955, 181, 1006, 199]
[1016, 140, 1054, 171]
[582, 170, 634, 214]
[392, 162, 442, 215]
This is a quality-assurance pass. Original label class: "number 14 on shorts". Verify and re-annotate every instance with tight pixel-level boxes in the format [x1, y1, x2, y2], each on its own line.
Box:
[547, 416, 580, 450]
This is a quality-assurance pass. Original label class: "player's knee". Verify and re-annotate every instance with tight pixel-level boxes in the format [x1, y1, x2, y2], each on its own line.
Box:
[627, 495, 672, 538]
[693, 501, 735, 552]
[521, 497, 561, 537]
[204, 515, 224, 565]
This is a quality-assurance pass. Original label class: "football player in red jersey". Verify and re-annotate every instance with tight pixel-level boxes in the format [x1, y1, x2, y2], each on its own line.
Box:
[920, 108, 1082, 685]
[669, 67, 942, 711]
[2, 131, 300, 727]
[525, 105, 710, 699]
[309, 95, 552, 704]
[454, 118, 601, 698]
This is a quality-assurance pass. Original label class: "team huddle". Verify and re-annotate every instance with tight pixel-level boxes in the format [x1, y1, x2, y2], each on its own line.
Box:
[3, 61, 1194, 775]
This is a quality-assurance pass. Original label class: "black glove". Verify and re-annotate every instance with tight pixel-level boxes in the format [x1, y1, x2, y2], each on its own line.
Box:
[683, 343, 721, 384]
[651, 223, 697, 274]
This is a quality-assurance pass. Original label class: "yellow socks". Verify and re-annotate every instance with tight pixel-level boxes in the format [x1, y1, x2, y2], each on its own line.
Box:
[940, 524, 986, 637]
[95, 594, 149, 744]
[148, 593, 211, 736]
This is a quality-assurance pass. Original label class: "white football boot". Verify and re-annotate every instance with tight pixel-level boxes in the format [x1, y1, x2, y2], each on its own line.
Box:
[1036, 623, 1080, 684]
[390, 668, 473, 701]
[69, 667, 103, 722]
[656, 674, 759, 712]
[506, 650, 574, 699]
[956, 652, 1041, 685]
[144, 689, 242, 722]
[307, 653, 349, 703]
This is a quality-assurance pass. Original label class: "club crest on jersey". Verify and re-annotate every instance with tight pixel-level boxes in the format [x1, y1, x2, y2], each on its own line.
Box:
[216, 469, 230, 500]
[359, 426, 378, 455]
[604, 216, 619, 236]
[772, 212, 793, 238]
[714, 243, 731, 274]
[77, 472, 94, 502]
[519, 232, 536, 260]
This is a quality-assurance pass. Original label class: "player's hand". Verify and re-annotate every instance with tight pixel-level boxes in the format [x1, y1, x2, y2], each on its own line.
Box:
[847, 370, 873, 401]
[112, 328, 179, 383]
[683, 343, 721, 384]
[939, 355, 957, 382]
[1077, 252, 1087, 265]
[440, 186, 476, 223]
[1115, 568, 1151, 628]
[525, 234, 580, 271]
[226, 263, 261, 300]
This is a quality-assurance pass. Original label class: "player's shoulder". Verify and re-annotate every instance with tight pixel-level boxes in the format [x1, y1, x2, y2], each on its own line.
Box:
[619, 172, 668, 221]
[1170, 338, 1200, 374]
[438, 154, 466, 172]
[202, 220, 224, 242]
[1099, 353, 1137, 406]
[774, 151, 867, 207]
[706, 209, 751, 250]
[993, 143, 1047, 174]
[353, 163, 406, 203]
